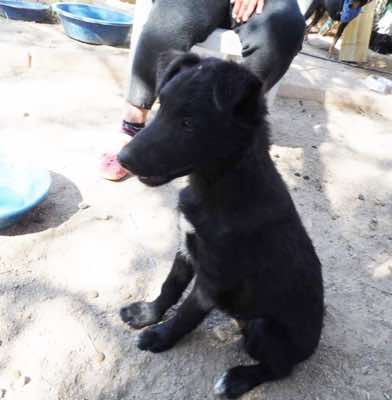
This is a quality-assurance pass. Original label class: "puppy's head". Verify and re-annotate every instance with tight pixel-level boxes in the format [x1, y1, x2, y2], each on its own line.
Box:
[118, 51, 266, 187]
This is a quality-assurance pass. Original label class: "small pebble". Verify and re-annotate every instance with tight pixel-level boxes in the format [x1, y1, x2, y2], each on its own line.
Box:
[78, 202, 90, 210]
[315, 183, 323, 192]
[213, 320, 239, 343]
[311, 145, 318, 149]
[358, 194, 365, 201]
[88, 290, 99, 299]
[0, 389, 5, 399]
[23, 112, 29, 117]
[74, 373, 81, 385]
[375, 198, 385, 207]
[14, 376, 30, 388]
[273, 154, 280, 159]
[313, 124, 322, 133]
[331, 214, 339, 221]
[96, 352, 106, 363]
[301, 109, 306, 113]
[369, 218, 378, 230]
[299, 100, 303, 106]
[213, 325, 231, 342]
[294, 172, 301, 177]
[96, 214, 112, 221]
[362, 365, 370, 375]
[12, 370, 21, 380]
[303, 175, 310, 180]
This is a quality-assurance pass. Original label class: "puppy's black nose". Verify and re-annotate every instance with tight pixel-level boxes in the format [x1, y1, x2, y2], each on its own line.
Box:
[117, 148, 133, 172]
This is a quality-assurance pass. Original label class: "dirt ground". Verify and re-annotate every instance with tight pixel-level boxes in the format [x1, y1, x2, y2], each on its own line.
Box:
[1, 20, 392, 400]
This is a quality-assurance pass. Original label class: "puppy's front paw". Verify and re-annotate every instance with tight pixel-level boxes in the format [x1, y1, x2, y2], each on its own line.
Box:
[120, 301, 161, 329]
[137, 324, 174, 353]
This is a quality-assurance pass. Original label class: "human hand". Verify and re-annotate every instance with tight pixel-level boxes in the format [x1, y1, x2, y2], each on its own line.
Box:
[231, 0, 264, 23]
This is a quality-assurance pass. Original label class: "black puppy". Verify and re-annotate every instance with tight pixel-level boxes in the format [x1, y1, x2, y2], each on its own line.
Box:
[118, 53, 324, 399]
[304, 0, 369, 56]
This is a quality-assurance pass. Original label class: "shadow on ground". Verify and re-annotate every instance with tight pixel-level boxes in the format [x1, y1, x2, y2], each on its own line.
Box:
[0, 172, 82, 236]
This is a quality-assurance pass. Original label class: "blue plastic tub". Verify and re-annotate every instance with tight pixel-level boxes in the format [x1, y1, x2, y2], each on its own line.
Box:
[0, 158, 51, 230]
[52, 2, 132, 46]
[0, 0, 49, 22]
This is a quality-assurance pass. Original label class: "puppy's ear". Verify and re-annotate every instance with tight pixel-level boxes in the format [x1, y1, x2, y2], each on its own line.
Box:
[212, 63, 263, 118]
[157, 51, 200, 94]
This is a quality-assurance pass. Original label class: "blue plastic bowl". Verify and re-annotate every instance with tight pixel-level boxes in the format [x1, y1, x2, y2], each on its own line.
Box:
[0, 159, 51, 230]
[52, 2, 132, 46]
[0, 0, 49, 22]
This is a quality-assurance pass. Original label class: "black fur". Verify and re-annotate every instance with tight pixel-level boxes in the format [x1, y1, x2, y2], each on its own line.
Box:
[118, 53, 324, 399]
[370, 31, 392, 55]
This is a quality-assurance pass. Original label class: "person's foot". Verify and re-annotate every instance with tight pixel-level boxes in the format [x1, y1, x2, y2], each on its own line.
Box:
[100, 122, 145, 181]
[100, 151, 129, 181]
[101, 103, 148, 181]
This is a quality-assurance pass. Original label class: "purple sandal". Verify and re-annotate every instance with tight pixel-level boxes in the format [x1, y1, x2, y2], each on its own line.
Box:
[122, 120, 145, 137]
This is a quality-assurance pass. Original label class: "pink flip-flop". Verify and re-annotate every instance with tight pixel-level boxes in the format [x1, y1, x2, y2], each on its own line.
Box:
[100, 122, 144, 181]
[100, 152, 130, 181]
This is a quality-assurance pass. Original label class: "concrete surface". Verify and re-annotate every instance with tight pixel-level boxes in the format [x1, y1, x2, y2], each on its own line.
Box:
[278, 36, 392, 118]
[1, 19, 392, 400]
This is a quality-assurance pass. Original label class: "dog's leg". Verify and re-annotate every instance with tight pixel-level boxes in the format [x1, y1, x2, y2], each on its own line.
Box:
[305, 7, 325, 39]
[329, 22, 348, 57]
[214, 319, 294, 398]
[304, 1, 319, 21]
[136, 282, 213, 353]
[120, 252, 194, 329]
[214, 364, 279, 399]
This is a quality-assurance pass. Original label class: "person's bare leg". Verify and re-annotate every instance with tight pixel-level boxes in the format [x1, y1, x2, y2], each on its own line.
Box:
[123, 102, 149, 125]
[102, 0, 230, 181]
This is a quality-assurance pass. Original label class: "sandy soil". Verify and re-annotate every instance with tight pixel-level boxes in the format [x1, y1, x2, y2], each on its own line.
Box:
[1, 20, 392, 400]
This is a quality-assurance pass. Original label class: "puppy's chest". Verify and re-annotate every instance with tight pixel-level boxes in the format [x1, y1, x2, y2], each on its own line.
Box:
[177, 187, 205, 262]
[177, 212, 196, 260]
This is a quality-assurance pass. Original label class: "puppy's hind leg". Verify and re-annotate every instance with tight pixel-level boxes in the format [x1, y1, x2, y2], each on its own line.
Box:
[214, 319, 294, 399]
[214, 364, 276, 399]
[120, 252, 194, 329]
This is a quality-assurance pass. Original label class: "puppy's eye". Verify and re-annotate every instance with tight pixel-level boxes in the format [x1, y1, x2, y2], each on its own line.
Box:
[182, 118, 193, 131]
